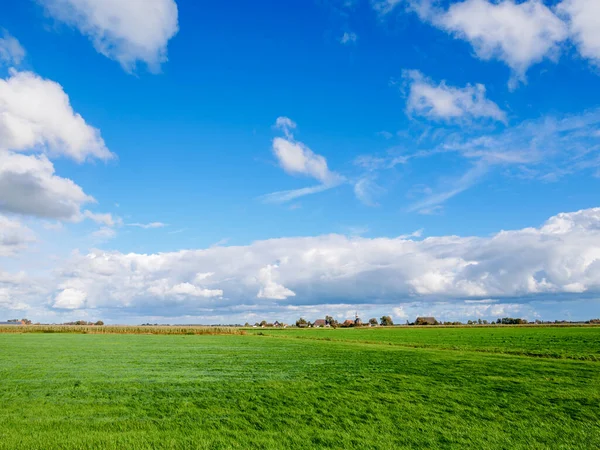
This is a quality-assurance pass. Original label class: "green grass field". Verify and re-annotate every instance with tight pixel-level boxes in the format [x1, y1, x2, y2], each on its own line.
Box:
[246, 326, 600, 360]
[1, 328, 599, 449]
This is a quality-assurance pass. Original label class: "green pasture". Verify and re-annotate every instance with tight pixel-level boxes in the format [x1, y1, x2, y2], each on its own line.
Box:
[246, 325, 600, 360]
[0, 328, 599, 449]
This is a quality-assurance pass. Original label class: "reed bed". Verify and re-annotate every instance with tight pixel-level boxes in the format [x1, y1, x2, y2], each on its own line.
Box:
[0, 325, 245, 335]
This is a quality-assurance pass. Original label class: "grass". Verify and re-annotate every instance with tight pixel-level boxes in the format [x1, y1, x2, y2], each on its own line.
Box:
[0, 328, 599, 449]
[245, 326, 600, 361]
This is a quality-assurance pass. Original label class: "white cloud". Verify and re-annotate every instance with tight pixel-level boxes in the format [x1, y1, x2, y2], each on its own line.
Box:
[444, 108, 600, 176]
[38, 0, 179, 72]
[0, 151, 95, 220]
[257, 264, 296, 300]
[377, 0, 568, 88]
[0, 215, 35, 256]
[0, 31, 25, 66]
[272, 137, 340, 184]
[557, 0, 600, 67]
[274, 116, 296, 138]
[340, 32, 358, 44]
[265, 118, 344, 203]
[127, 222, 167, 229]
[260, 184, 335, 204]
[392, 306, 409, 319]
[354, 177, 385, 206]
[83, 211, 122, 227]
[0, 70, 112, 161]
[405, 70, 506, 123]
[407, 162, 489, 213]
[361, 108, 600, 211]
[148, 281, 223, 299]
[33, 207, 600, 318]
[53, 288, 87, 309]
[440, 0, 568, 88]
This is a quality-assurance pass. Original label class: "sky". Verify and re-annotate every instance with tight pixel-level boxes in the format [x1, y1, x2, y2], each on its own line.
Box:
[0, 0, 600, 324]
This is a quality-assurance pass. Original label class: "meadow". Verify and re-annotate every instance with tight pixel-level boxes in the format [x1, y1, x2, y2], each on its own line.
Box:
[246, 325, 600, 361]
[0, 327, 599, 449]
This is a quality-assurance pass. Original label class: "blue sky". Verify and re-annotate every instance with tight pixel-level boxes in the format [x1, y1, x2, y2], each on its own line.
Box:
[0, 0, 599, 324]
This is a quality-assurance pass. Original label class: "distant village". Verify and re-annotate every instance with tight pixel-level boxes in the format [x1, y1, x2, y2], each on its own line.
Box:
[244, 315, 600, 328]
[2, 317, 599, 328]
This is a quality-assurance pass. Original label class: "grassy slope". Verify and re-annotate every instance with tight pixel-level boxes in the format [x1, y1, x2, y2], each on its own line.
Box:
[0, 333, 599, 449]
[246, 326, 600, 360]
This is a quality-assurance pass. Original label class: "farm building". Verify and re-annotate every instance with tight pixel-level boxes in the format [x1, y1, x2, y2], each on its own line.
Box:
[313, 319, 326, 327]
[415, 317, 438, 325]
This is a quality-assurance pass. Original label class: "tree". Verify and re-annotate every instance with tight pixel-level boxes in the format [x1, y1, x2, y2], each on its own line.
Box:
[260, 320, 267, 327]
[477, 318, 482, 325]
[482, 320, 488, 325]
[296, 317, 308, 327]
[326, 316, 338, 328]
[21, 318, 32, 325]
[94, 320, 104, 326]
[380, 316, 393, 326]
[369, 318, 378, 326]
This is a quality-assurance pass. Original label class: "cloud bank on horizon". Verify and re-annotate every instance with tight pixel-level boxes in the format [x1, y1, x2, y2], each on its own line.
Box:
[0, 0, 599, 323]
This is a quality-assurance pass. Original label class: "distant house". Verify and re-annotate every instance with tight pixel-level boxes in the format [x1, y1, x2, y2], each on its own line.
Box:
[313, 319, 326, 327]
[415, 317, 438, 325]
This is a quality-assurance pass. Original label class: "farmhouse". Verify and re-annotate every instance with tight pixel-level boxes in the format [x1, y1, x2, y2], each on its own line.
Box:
[313, 319, 326, 327]
[415, 317, 438, 325]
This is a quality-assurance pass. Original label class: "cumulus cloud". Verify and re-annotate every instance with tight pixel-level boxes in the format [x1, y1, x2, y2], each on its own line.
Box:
[557, 0, 600, 67]
[53, 288, 87, 309]
[0, 31, 25, 66]
[0, 151, 95, 220]
[36, 207, 600, 319]
[272, 138, 340, 184]
[38, 0, 179, 72]
[404, 70, 506, 123]
[0, 70, 116, 223]
[257, 264, 296, 300]
[440, 0, 568, 87]
[377, 0, 568, 88]
[264, 118, 344, 203]
[0, 70, 112, 162]
[0, 215, 35, 256]
[147, 281, 223, 299]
